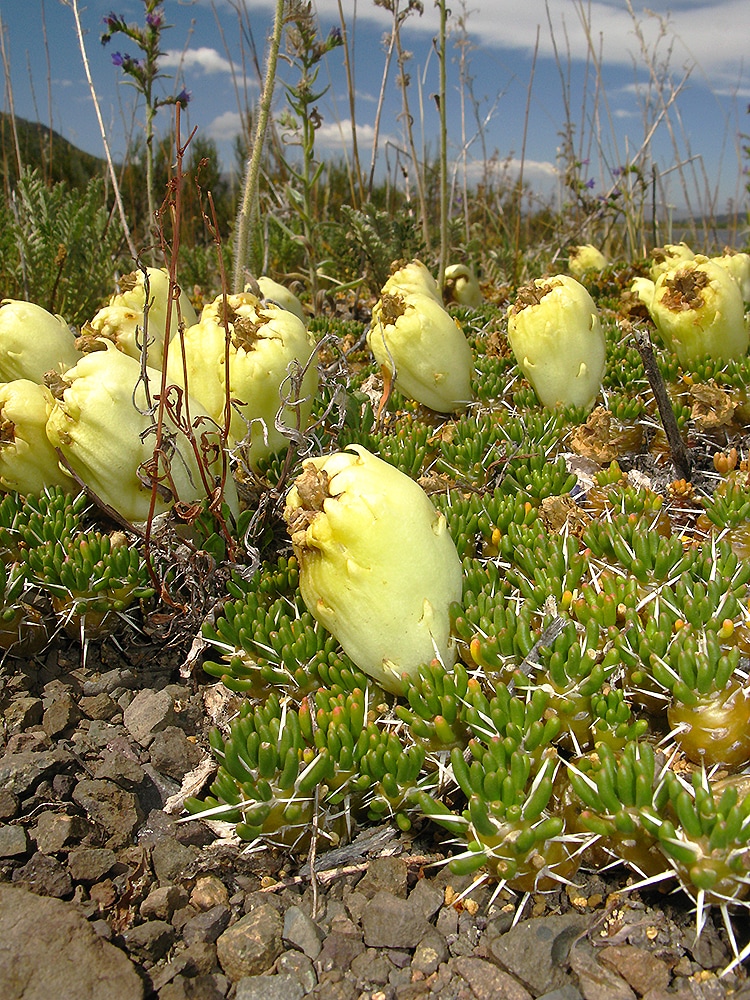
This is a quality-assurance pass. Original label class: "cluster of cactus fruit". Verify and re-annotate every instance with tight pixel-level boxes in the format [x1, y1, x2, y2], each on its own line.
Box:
[6, 270, 750, 972]
[189, 416, 750, 964]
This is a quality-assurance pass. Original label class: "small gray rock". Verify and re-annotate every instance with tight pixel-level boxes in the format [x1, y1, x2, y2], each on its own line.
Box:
[454, 955, 533, 1000]
[68, 846, 117, 883]
[216, 903, 283, 980]
[149, 726, 203, 780]
[140, 884, 190, 921]
[277, 949, 317, 993]
[11, 851, 73, 898]
[490, 913, 591, 997]
[569, 939, 636, 1000]
[42, 692, 81, 737]
[182, 904, 232, 946]
[315, 930, 366, 974]
[72, 778, 143, 849]
[356, 856, 408, 899]
[150, 835, 198, 885]
[79, 692, 120, 720]
[0, 747, 73, 797]
[123, 688, 175, 747]
[190, 876, 229, 912]
[283, 904, 325, 959]
[408, 877, 444, 921]
[158, 973, 229, 1000]
[412, 928, 449, 975]
[0, 822, 29, 858]
[360, 890, 432, 950]
[350, 948, 393, 986]
[235, 972, 304, 1000]
[94, 750, 145, 789]
[0, 788, 19, 820]
[5, 696, 43, 732]
[32, 811, 89, 854]
[121, 919, 176, 963]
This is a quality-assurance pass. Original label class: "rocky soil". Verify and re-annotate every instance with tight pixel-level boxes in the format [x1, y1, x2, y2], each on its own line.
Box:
[0, 623, 749, 1000]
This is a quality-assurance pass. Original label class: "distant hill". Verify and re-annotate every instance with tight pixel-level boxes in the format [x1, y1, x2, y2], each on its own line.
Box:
[0, 112, 107, 191]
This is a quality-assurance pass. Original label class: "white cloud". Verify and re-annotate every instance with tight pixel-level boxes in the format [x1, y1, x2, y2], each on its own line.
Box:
[161, 47, 233, 74]
[207, 110, 244, 140]
[307, 118, 398, 155]
[305, 0, 750, 79]
[205, 0, 749, 97]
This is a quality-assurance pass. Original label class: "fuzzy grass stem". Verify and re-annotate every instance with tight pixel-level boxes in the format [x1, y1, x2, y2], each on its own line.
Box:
[233, 0, 285, 292]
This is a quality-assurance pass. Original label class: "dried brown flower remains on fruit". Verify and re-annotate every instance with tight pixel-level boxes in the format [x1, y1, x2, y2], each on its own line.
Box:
[661, 268, 709, 311]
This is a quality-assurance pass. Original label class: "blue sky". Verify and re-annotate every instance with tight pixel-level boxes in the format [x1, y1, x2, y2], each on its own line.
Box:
[2, 0, 749, 219]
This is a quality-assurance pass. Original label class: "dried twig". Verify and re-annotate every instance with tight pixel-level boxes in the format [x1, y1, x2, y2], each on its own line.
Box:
[628, 320, 692, 481]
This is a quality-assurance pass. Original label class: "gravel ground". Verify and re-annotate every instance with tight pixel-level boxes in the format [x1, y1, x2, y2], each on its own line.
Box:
[1, 624, 750, 1000]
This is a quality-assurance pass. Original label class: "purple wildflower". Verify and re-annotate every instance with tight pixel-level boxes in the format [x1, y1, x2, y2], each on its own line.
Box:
[111, 51, 125, 66]
[176, 88, 191, 107]
[146, 10, 163, 28]
[585, 178, 595, 190]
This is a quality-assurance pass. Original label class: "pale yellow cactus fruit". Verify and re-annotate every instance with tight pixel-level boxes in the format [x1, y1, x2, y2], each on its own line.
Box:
[711, 251, 750, 304]
[368, 292, 473, 413]
[568, 244, 608, 279]
[646, 257, 749, 366]
[45, 343, 237, 523]
[631, 276, 656, 310]
[0, 380, 71, 495]
[256, 277, 305, 322]
[444, 264, 483, 308]
[166, 291, 319, 468]
[381, 259, 442, 303]
[284, 445, 463, 695]
[506, 274, 606, 411]
[0, 300, 81, 383]
[649, 242, 695, 280]
[84, 267, 198, 370]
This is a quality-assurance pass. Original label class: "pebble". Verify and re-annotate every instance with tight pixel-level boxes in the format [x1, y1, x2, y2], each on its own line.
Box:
[277, 949, 318, 993]
[150, 835, 199, 884]
[235, 972, 305, 1000]
[453, 955, 534, 1000]
[190, 875, 230, 911]
[42, 691, 81, 737]
[0, 822, 29, 858]
[79, 691, 120, 720]
[149, 726, 204, 780]
[411, 927, 449, 975]
[72, 778, 143, 848]
[569, 938, 637, 1000]
[68, 846, 117, 883]
[141, 884, 190, 921]
[12, 851, 73, 898]
[489, 912, 591, 996]
[120, 919, 176, 964]
[283, 903, 325, 959]
[123, 688, 176, 747]
[0, 788, 20, 819]
[182, 904, 232, 945]
[32, 810, 89, 853]
[215, 902, 283, 979]
[361, 890, 433, 950]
